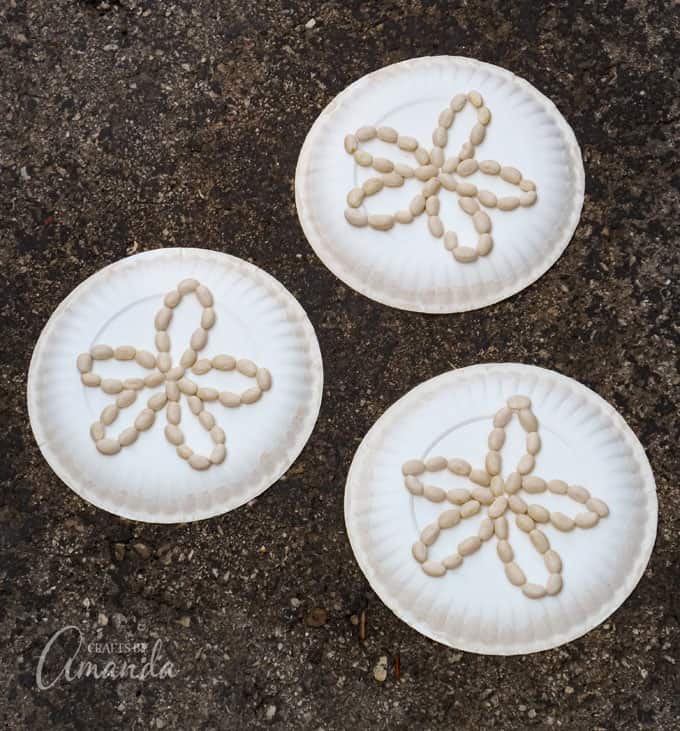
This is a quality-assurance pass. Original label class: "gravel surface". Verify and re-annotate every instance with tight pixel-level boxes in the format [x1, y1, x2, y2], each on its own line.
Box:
[1, 1, 678, 729]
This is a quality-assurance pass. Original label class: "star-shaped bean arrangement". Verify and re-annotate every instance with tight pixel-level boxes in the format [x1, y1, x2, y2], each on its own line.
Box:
[343, 90, 538, 263]
[76, 278, 272, 471]
[402, 395, 610, 599]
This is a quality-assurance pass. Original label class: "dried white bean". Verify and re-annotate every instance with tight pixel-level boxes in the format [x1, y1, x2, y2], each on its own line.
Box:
[82, 373, 100, 387]
[477, 234, 493, 256]
[362, 177, 383, 196]
[166, 381, 180, 401]
[459, 197, 479, 215]
[192, 359, 212, 375]
[344, 207, 368, 226]
[478, 518, 494, 541]
[91, 344, 113, 360]
[177, 445, 193, 460]
[196, 387, 218, 401]
[447, 488, 471, 504]
[164, 424, 184, 446]
[166, 366, 184, 381]
[458, 536, 481, 556]
[568, 485, 590, 503]
[520, 191, 537, 207]
[368, 214, 394, 231]
[154, 307, 172, 331]
[485, 451, 501, 476]
[178, 378, 197, 396]
[148, 392, 167, 411]
[450, 93, 466, 111]
[457, 159, 478, 176]
[412, 541, 427, 563]
[201, 307, 216, 329]
[377, 126, 398, 143]
[438, 508, 461, 529]
[210, 444, 227, 464]
[493, 406, 512, 427]
[425, 196, 440, 216]
[517, 453, 535, 474]
[443, 553, 463, 570]
[155, 332, 170, 352]
[550, 512, 574, 532]
[575, 511, 599, 528]
[479, 160, 501, 175]
[178, 278, 199, 294]
[188, 454, 211, 471]
[547, 479, 568, 494]
[422, 560, 446, 578]
[395, 210, 413, 224]
[470, 123, 485, 145]
[90, 421, 105, 441]
[144, 372, 165, 388]
[469, 469, 490, 486]
[213, 354, 236, 371]
[414, 147, 430, 165]
[438, 174, 457, 191]
[353, 150, 372, 167]
[519, 408, 538, 432]
[522, 583, 546, 599]
[343, 134, 358, 154]
[96, 438, 120, 455]
[210, 426, 226, 444]
[461, 500, 480, 518]
[423, 178, 440, 197]
[530, 528, 550, 553]
[114, 345, 136, 360]
[546, 574, 563, 596]
[478, 190, 497, 208]
[423, 485, 446, 503]
[508, 495, 527, 515]
[409, 194, 426, 216]
[505, 472, 522, 494]
[135, 409, 155, 431]
[101, 378, 123, 395]
[356, 125, 376, 141]
[190, 328, 208, 351]
[453, 246, 477, 263]
[528, 504, 550, 523]
[498, 196, 520, 211]
[471, 487, 493, 505]
[421, 523, 440, 546]
[444, 231, 458, 250]
[497, 540, 513, 563]
[523, 476, 546, 493]
[494, 516, 508, 540]
[587, 498, 609, 517]
[241, 387, 262, 404]
[425, 455, 447, 471]
[442, 156, 459, 173]
[256, 368, 272, 391]
[219, 391, 241, 408]
[488, 496, 508, 519]
[429, 147, 444, 168]
[77, 353, 92, 373]
[467, 90, 483, 107]
[167, 402, 181, 425]
[119, 427, 138, 447]
[526, 432, 541, 454]
[432, 126, 447, 147]
[505, 562, 525, 586]
[500, 166, 521, 184]
[397, 135, 418, 151]
[382, 172, 403, 187]
[428, 216, 444, 238]
[394, 163, 414, 178]
[544, 550, 562, 574]
[516, 514, 535, 532]
[477, 106, 491, 125]
[164, 290, 181, 308]
[116, 390, 136, 408]
[473, 211, 491, 234]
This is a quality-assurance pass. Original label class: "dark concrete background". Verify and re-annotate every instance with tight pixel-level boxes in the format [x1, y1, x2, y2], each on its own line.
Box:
[1, 0, 678, 728]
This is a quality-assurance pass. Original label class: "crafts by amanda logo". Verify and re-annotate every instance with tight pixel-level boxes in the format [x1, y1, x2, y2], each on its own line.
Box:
[36, 626, 179, 690]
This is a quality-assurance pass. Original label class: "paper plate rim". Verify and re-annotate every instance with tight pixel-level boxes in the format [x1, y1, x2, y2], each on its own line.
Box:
[296, 55, 585, 314]
[344, 363, 658, 654]
[27, 248, 324, 524]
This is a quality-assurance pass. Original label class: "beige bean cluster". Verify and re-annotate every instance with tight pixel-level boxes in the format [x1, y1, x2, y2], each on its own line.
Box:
[343, 90, 538, 262]
[402, 395, 609, 598]
[77, 278, 272, 471]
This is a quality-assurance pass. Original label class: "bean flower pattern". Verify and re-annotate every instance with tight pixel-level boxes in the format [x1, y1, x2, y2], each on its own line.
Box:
[402, 395, 610, 599]
[343, 90, 538, 263]
[76, 278, 272, 471]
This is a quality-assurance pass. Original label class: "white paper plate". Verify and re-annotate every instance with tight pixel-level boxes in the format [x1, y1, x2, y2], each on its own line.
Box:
[28, 248, 323, 523]
[296, 56, 584, 313]
[345, 364, 657, 654]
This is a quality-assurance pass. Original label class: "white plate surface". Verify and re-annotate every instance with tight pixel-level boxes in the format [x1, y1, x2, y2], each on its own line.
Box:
[345, 364, 657, 654]
[296, 56, 584, 313]
[28, 248, 323, 523]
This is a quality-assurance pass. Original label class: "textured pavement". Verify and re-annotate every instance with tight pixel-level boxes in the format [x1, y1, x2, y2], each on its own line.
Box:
[1, 1, 678, 728]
